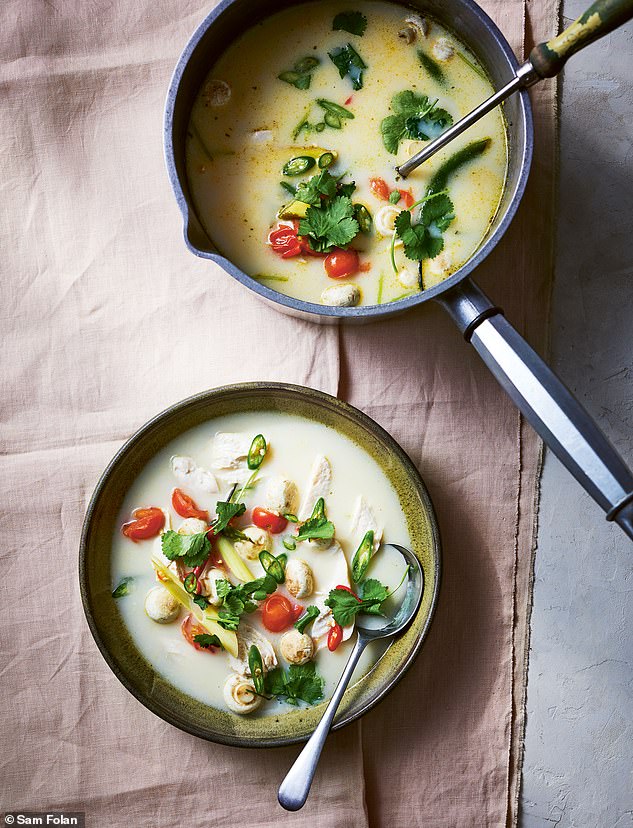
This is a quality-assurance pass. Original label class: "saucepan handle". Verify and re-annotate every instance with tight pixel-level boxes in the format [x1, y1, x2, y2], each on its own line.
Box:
[436, 279, 633, 542]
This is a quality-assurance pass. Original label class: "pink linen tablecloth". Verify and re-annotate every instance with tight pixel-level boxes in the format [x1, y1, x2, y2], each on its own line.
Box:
[0, 0, 557, 824]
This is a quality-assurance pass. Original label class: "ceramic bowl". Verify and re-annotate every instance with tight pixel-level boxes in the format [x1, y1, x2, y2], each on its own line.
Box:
[79, 383, 441, 747]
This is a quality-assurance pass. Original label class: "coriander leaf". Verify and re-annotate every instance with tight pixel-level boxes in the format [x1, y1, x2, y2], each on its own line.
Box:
[421, 192, 455, 232]
[112, 577, 134, 599]
[295, 497, 336, 541]
[394, 210, 434, 261]
[193, 633, 223, 649]
[381, 114, 407, 155]
[333, 11, 368, 36]
[217, 612, 240, 631]
[161, 530, 210, 568]
[325, 579, 390, 625]
[337, 181, 357, 198]
[192, 594, 210, 610]
[264, 662, 325, 705]
[295, 605, 320, 634]
[328, 43, 367, 90]
[215, 578, 233, 599]
[381, 91, 453, 154]
[212, 500, 246, 534]
[295, 169, 338, 206]
[359, 578, 389, 604]
[298, 196, 359, 253]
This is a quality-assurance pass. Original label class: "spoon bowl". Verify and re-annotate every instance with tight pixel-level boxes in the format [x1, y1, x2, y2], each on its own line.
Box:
[278, 544, 424, 811]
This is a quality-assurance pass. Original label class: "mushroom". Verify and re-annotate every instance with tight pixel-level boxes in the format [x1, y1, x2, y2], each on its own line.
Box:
[199, 567, 226, 606]
[178, 517, 208, 536]
[203, 79, 231, 107]
[321, 284, 361, 307]
[144, 587, 180, 624]
[234, 525, 272, 561]
[432, 37, 455, 62]
[280, 630, 315, 665]
[398, 14, 429, 44]
[285, 559, 315, 599]
[223, 674, 262, 714]
[397, 265, 420, 290]
[262, 476, 299, 515]
[374, 204, 402, 237]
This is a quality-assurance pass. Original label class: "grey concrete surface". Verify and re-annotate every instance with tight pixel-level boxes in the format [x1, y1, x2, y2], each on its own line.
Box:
[520, 3, 633, 826]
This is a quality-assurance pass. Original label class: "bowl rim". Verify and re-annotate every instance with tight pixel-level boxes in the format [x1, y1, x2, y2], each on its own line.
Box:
[163, 0, 534, 319]
[79, 382, 442, 747]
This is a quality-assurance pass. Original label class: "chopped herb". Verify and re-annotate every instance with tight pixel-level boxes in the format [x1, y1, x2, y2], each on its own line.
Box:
[337, 181, 357, 199]
[264, 661, 325, 706]
[328, 43, 367, 90]
[325, 578, 389, 626]
[295, 497, 336, 541]
[211, 500, 246, 534]
[278, 56, 321, 90]
[298, 195, 359, 253]
[418, 49, 445, 84]
[112, 577, 134, 599]
[193, 633, 223, 649]
[332, 11, 368, 36]
[380, 90, 453, 154]
[294, 605, 320, 634]
[215, 573, 278, 630]
[392, 191, 455, 266]
[161, 530, 210, 568]
[247, 434, 267, 470]
[389, 190, 401, 205]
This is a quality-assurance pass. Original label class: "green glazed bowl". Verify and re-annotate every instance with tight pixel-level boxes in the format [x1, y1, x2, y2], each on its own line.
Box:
[79, 383, 441, 747]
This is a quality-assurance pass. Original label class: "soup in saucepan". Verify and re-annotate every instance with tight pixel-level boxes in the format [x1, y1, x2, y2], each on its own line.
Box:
[111, 411, 411, 717]
[185, 0, 507, 306]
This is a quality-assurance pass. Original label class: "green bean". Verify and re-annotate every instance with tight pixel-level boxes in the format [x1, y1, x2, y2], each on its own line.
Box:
[426, 138, 491, 195]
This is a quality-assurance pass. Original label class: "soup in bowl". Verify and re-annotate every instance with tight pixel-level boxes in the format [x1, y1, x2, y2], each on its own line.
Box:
[80, 384, 440, 746]
[184, 0, 508, 308]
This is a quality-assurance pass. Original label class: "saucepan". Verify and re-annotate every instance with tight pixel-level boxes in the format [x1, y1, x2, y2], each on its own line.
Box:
[164, 0, 633, 541]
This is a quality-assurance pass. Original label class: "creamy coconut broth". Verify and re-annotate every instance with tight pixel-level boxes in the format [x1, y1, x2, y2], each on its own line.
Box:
[185, 0, 507, 306]
[111, 412, 410, 717]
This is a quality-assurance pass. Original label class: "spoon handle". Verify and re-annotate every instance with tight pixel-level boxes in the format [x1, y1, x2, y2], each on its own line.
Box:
[530, 0, 633, 78]
[278, 636, 367, 812]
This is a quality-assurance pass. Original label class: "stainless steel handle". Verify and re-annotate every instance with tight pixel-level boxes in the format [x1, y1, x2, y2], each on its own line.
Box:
[437, 279, 633, 541]
[278, 636, 368, 812]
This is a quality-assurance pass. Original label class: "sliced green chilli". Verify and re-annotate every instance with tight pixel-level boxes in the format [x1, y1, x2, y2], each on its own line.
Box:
[184, 572, 199, 594]
[354, 204, 373, 233]
[281, 181, 297, 196]
[316, 99, 355, 119]
[283, 537, 297, 551]
[318, 152, 335, 169]
[112, 577, 133, 599]
[315, 122, 326, 133]
[277, 553, 288, 569]
[248, 645, 265, 694]
[283, 156, 317, 176]
[426, 138, 491, 195]
[247, 434, 267, 470]
[324, 112, 342, 129]
[284, 513, 299, 523]
[259, 550, 285, 584]
[351, 530, 375, 582]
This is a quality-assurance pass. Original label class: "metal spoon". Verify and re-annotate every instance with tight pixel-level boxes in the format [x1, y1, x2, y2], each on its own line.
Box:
[277, 544, 424, 812]
[397, 0, 633, 178]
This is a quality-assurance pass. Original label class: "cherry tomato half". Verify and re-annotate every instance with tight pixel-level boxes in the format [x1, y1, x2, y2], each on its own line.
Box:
[261, 594, 303, 632]
[370, 177, 391, 201]
[324, 248, 360, 279]
[122, 507, 165, 542]
[398, 189, 415, 208]
[172, 488, 209, 521]
[181, 613, 218, 653]
[328, 623, 343, 652]
[252, 507, 288, 534]
[269, 224, 303, 258]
